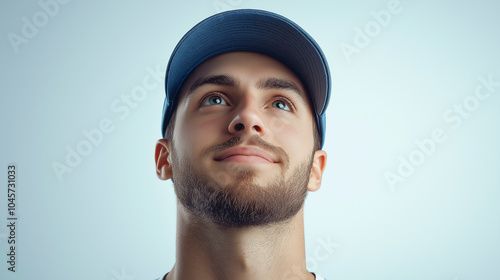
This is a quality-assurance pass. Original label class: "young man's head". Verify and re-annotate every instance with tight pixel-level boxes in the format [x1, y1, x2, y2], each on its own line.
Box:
[155, 9, 331, 228]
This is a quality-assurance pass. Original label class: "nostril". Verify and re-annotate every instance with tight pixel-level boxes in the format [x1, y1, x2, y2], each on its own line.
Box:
[235, 123, 245, 131]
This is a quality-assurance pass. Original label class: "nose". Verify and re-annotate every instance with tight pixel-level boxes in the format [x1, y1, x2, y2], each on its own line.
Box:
[228, 95, 265, 136]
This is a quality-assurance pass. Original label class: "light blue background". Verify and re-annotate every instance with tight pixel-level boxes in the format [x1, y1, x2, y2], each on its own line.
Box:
[1, 0, 499, 279]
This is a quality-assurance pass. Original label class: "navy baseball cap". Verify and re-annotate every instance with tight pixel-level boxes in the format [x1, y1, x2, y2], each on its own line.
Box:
[161, 9, 331, 148]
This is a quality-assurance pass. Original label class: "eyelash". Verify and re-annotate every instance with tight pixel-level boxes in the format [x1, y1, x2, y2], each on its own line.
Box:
[270, 96, 295, 111]
[200, 92, 228, 106]
[199, 92, 296, 111]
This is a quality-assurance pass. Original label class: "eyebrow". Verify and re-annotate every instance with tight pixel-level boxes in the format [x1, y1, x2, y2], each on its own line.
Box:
[256, 77, 307, 104]
[187, 74, 238, 96]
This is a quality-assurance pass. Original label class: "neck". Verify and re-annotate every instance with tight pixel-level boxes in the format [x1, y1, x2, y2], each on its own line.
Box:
[166, 202, 314, 280]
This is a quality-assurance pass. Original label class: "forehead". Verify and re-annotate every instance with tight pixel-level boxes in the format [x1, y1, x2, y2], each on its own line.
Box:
[192, 51, 298, 77]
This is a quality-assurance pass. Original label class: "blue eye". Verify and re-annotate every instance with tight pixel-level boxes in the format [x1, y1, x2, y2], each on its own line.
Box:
[271, 100, 291, 111]
[203, 95, 227, 106]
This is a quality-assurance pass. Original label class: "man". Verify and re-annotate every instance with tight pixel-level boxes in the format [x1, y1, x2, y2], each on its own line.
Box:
[155, 9, 331, 280]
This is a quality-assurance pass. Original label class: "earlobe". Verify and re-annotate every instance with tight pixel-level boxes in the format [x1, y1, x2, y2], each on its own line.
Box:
[155, 139, 173, 181]
[307, 150, 327, 192]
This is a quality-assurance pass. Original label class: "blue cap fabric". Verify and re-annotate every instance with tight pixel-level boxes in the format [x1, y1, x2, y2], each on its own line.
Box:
[161, 9, 331, 148]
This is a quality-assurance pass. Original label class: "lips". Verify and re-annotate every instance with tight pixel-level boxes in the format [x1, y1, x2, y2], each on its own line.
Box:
[214, 146, 278, 164]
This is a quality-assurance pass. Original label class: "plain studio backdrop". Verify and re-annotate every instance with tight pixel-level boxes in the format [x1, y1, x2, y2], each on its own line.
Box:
[1, 0, 499, 279]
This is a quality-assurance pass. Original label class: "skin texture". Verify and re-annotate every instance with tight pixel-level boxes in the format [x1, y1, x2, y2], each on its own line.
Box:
[155, 51, 327, 280]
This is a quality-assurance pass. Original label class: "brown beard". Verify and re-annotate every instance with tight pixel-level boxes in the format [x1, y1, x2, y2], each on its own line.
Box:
[170, 135, 314, 228]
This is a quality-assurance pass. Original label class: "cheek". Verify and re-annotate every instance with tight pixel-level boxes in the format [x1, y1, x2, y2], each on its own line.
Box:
[175, 114, 226, 157]
[268, 116, 314, 155]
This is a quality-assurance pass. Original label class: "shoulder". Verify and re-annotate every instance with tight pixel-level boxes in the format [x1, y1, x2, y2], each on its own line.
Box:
[158, 272, 326, 279]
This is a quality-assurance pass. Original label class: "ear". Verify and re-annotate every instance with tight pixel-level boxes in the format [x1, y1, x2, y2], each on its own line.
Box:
[307, 150, 327, 192]
[155, 139, 173, 180]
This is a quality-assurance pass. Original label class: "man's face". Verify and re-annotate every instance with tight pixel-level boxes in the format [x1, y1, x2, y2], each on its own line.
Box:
[162, 51, 324, 227]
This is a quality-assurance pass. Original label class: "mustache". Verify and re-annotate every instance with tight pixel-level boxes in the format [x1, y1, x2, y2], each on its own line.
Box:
[203, 135, 290, 167]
